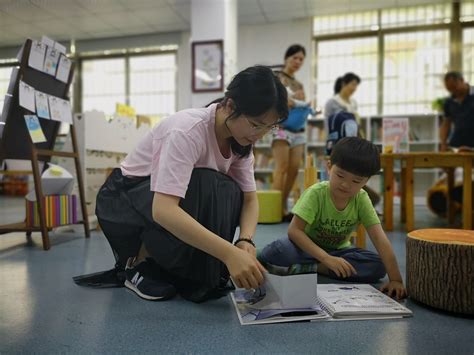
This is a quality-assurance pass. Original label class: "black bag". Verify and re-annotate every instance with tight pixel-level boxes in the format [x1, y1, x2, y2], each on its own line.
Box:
[325, 111, 358, 155]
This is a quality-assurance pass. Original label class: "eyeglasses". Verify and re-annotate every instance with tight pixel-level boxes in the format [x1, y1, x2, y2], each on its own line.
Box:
[244, 116, 279, 133]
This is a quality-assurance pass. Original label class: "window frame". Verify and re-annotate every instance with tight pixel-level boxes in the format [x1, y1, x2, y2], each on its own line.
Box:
[312, 2, 474, 116]
[76, 49, 177, 117]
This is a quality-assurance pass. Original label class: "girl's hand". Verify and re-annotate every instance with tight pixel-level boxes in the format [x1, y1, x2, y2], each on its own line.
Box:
[224, 248, 266, 289]
[236, 240, 256, 257]
[380, 280, 407, 300]
[321, 255, 357, 278]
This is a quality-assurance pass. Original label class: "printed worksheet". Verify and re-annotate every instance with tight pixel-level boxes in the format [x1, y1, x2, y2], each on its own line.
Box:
[44, 45, 60, 76]
[48, 96, 72, 124]
[35, 91, 50, 119]
[28, 40, 46, 72]
[24, 115, 47, 143]
[56, 54, 71, 83]
[19, 80, 36, 112]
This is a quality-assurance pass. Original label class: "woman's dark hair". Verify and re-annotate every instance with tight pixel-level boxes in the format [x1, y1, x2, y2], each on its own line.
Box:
[444, 71, 464, 82]
[334, 72, 361, 94]
[284, 44, 306, 60]
[330, 137, 380, 177]
[207, 65, 288, 157]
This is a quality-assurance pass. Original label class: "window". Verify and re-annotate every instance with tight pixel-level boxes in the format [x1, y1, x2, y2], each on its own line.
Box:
[81, 58, 126, 115]
[381, 3, 451, 28]
[313, 11, 378, 35]
[129, 53, 176, 117]
[81, 52, 177, 117]
[461, 0, 474, 22]
[463, 28, 474, 83]
[383, 30, 449, 114]
[316, 37, 378, 116]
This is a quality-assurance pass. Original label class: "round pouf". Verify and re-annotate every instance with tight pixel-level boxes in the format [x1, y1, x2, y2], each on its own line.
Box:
[256, 190, 282, 224]
[406, 228, 474, 315]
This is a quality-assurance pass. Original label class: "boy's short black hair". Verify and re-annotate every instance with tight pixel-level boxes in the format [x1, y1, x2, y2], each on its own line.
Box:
[330, 137, 380, 177]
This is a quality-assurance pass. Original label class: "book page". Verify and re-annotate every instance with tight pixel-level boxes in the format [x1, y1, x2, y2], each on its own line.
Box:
[317, 284, 412, 317]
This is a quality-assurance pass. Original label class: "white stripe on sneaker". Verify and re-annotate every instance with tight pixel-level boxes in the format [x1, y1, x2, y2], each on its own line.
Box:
[124, 280, 165, 301]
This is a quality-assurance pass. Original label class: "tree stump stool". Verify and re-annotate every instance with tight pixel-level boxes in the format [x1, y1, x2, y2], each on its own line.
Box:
[406, 229, 474, 315]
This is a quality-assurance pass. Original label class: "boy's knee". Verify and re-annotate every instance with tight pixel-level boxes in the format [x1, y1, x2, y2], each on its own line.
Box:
[372, 261, 387, 280]
[258, 238, 296, 266]
[363, 260, 386, 282]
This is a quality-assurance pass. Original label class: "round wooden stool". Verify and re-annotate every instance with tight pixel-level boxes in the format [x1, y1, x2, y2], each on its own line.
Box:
[256, 190, 282, 224]
[406, 229, 474, 315]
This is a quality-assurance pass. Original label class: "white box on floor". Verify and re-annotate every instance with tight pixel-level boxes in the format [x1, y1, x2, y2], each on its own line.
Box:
[252, 272, 318, 309]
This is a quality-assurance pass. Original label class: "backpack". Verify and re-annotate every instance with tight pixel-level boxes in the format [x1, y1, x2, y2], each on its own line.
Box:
[281, 106, 312, 132]
[325, 111, 358, 155]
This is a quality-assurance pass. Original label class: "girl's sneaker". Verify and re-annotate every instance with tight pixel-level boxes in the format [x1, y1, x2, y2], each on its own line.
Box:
[124, 257, 177, 301]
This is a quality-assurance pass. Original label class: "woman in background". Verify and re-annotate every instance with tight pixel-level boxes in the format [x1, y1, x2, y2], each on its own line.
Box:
[324, 72, 360, 120]
[324, 72, 380, 208]
[272, 44, 311, 221]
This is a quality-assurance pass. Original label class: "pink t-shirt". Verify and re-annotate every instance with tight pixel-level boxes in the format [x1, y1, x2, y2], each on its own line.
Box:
[120, 104, 256, 198]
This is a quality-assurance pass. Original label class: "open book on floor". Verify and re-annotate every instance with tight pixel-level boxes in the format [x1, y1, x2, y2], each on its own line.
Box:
[230, 288, 330, 325]
[230, 281, 412, 325]
[316, 284, 413, 320]
[230, 272, 329, 325]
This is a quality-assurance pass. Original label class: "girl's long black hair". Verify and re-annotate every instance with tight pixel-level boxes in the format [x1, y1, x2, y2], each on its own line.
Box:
[207, 65, 288, 158]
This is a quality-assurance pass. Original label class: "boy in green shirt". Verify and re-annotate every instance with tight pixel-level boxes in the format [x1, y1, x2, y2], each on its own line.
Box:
[259, 137, 406, 299]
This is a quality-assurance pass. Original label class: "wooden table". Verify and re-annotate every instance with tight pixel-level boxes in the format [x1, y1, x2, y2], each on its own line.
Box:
[381, 152, 474, 232]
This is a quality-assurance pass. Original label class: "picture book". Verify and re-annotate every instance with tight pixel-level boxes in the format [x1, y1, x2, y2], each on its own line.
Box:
[316, 284, 413, 320]
[230, 288, 329, 325]
[230, 283, 413, 325]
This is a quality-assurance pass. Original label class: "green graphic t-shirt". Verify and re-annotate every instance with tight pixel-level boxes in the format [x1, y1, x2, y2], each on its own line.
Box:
[292, 181, 380, 250]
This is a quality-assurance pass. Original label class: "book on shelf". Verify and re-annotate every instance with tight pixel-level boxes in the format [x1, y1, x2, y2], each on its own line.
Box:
[316, 284, 413, 320]
[230, 282, 412, 325]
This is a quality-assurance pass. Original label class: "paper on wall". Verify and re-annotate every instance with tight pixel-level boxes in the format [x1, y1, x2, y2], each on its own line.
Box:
[53, 41, 66, 54]
[35, 90, 50, 119]
[24, 115, 47, 143]
[49, 95, 72, 124]
[43, 45, 60, 76]
[19, 80, 36, 112]
[26, 163, 74, 201]
[41, 36, 55, 48]
[28, 40, 46, 72]
[56, 54, 72, 83]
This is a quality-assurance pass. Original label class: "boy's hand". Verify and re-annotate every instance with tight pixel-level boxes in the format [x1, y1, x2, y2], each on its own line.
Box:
[380, 280, 407, 300]
[322, 256, 357, 278]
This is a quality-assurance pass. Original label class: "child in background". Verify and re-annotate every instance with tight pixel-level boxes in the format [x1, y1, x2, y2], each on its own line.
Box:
[259, 137, 407, 299]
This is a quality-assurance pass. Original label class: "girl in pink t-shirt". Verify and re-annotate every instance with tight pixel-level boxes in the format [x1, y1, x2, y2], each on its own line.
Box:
[85, 66, 288, 303]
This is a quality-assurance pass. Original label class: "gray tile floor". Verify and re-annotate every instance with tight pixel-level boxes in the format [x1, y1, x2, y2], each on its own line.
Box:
[1, 196, 473, 354]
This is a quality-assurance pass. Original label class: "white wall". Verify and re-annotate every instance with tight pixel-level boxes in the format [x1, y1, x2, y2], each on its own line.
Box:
[177, 17, 313, 110]
[238, 19, 313, 99]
